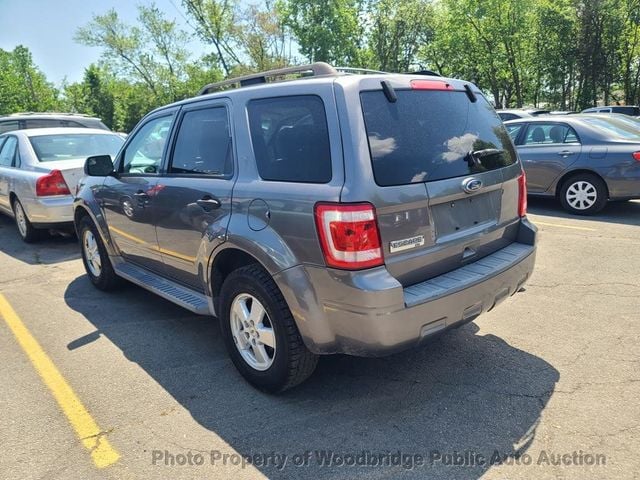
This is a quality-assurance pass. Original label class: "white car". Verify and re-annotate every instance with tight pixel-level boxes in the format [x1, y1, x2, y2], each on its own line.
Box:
[0, 127, 124, 242]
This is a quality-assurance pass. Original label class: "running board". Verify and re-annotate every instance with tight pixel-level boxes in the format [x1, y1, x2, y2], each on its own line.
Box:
[113, 261, 211, 315]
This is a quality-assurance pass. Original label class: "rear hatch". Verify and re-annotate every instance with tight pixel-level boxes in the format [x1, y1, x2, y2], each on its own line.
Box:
[354, 78, 523, 286]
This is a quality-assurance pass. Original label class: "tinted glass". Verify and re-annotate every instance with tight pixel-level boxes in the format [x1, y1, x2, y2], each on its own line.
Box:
[0, 121, 20, 134]
[0, 136, 17, 167]
[25, 119, 66, 129]
[123, 116, 173, 174]
[523, 124, 580, 145]
[29, 134, 124, 162]
[248, 95, 331, 183]
[361, 90, 516, 186]
[171, 107, 232, 175]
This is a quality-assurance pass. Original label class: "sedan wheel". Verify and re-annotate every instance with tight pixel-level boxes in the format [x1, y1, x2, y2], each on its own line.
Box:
[565, 181, 597, 211]
[559, 173, 607, 215]
[12, 199, 40, 243]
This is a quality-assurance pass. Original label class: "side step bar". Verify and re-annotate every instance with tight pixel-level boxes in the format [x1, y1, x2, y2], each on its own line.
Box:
[113, 261, 211, 315]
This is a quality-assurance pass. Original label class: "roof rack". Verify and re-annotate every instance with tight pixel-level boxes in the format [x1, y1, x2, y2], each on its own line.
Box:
[6, 112, 96, 118]
[199, 62, 338, 95]
[335, 67, 389, 75]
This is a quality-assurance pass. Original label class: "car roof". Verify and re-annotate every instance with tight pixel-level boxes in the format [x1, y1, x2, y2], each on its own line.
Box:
[0, 113, 102, 121]
[4, 127, 120, 137]
[147, 72, 478, 115]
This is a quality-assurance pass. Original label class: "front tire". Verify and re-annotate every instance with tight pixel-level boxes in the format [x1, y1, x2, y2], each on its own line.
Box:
[12, 199, 40, 243]
[219, 264, 318, 393]
[78, 216, 121, 291]
[559, 173, 607, 215]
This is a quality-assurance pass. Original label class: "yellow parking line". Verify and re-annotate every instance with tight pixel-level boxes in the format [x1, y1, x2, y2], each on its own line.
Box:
[0, 294, 120, 468]
[533, 221, 596, 232]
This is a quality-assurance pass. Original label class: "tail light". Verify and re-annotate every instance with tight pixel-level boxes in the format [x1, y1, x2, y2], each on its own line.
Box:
[36, 170, 71, 196]
[633, 151, 640, 161]
[314, 203, 384, 270]
[517, 172, 527, 217]
[410, 79, 454, 91]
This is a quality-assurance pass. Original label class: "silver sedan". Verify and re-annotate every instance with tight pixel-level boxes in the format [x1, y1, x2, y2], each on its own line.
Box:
[0, 128, 124, 242]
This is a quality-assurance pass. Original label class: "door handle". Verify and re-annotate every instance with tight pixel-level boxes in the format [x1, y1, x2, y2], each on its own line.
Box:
[133, 191, 149, 198]
[196, 197, 221, 211]
[557, 150, 575, 156]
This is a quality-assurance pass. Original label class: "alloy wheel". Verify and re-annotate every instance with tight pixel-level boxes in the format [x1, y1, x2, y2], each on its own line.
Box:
[229, 293, 276, 371]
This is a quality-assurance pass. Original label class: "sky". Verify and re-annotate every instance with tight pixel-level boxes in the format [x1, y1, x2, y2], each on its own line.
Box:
[0, 0, 209, 85]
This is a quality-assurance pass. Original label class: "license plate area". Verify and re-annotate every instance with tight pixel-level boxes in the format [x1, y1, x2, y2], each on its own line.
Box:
[431, 190, 501, 240]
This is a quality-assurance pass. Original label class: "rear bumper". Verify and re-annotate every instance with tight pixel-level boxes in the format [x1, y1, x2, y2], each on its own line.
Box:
[23, 195, 75, 227]
[275, 218, 537, 356]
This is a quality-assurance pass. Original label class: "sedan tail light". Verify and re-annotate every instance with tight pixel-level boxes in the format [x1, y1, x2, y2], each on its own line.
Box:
[314, 203, 384, 270]
[36, 170, 71, 196]
[633, 151, 640, 161]
[518, 172, 527, 217]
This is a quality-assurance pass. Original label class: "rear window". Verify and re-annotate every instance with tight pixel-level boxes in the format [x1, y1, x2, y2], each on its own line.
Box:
[29, 134, 124, 162]
[361, 90, 517, 186]
[248, 95, 332, 183]
[582, 117, 640, 141]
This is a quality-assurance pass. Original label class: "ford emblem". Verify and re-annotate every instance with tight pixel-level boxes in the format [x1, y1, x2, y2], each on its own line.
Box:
[462, 177, 483, 194]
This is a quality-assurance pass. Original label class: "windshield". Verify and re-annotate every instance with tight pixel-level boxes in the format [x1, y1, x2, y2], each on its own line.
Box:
[29, 133, 124, 162]
[581, 117, 640, 141]
[361, 90, 517, 186]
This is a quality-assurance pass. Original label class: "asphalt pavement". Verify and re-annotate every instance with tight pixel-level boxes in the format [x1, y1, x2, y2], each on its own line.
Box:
[0, 198, 638, 480]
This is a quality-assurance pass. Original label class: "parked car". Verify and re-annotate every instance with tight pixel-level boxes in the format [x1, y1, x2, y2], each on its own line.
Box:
[0, 128, 124, 241]
[74, 63, 537, 392]
[0, 113, 110, 134]
[581, 105, 640, 116]
[497, 109, 550, 121]
[505, 115, 640, 214]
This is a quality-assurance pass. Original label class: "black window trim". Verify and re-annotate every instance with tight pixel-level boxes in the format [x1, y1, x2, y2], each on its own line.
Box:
[247, 93, 333, 184]
[115, 111, 177, 177]
[165, 100, 235, 180]
[0, 135, 19, 168]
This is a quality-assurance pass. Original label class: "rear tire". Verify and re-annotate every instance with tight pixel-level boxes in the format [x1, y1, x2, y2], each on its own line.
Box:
[559, 173, 607, 215]
[219, 264, 318, 393]
[12, 199, 40, 243]
[78, 215, 122, 291]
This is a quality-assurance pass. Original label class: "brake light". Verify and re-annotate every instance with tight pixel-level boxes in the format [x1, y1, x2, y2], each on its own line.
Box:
[36, 170, 71, 196]
[314, 203, 383, 270]
[633, 151, 640, 161]
[518, 172, 527, 217]
[410, 79, 454, 91]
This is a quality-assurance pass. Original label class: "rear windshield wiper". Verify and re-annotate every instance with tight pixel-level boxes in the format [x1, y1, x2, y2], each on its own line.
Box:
[466, 148, 504, 167]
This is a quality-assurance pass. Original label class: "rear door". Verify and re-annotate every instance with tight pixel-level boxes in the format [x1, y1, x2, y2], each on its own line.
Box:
[516, 122, 582, 192]
[352, 80, 522, 286]
[0, 135, 18, 212]
[152, 100, 234, 291]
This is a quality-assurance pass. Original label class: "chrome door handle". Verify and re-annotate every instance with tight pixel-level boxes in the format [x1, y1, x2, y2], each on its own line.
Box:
[557, 150, 575, 156]
[196, 197, 221, 210]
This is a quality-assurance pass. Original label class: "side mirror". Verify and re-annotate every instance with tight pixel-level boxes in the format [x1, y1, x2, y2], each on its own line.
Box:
[84, 155, 115, 177]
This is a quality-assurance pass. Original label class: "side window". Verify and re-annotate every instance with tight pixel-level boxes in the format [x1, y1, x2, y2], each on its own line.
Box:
[122, 116, 173, 174]
[247, 95, 332, 183]
[25, 119, 65, 129]
[506, 124, 523, 142]
[523, 124, 579, 145]
[0, 136, 18, 167]
[170, 107, 232, 175]
[0, 121, 20, 134]
[500, 113, 517, 121]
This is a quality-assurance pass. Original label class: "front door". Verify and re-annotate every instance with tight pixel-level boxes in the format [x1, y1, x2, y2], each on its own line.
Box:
[99, 113, 175, 273]
[517, 122, 582, 193]
[153, 102, 234, 290]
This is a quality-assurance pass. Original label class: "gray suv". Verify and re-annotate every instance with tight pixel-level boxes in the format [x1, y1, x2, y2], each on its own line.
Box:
[74, 63, 537, 392]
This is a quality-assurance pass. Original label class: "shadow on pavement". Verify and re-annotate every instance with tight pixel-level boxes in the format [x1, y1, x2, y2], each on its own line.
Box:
[64, 275, 559, 479]
[0, 215, 79, 265]
[528, 197, 640, 227]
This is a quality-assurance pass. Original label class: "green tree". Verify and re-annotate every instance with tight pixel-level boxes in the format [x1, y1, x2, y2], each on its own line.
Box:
[0, 46, 59, 114]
